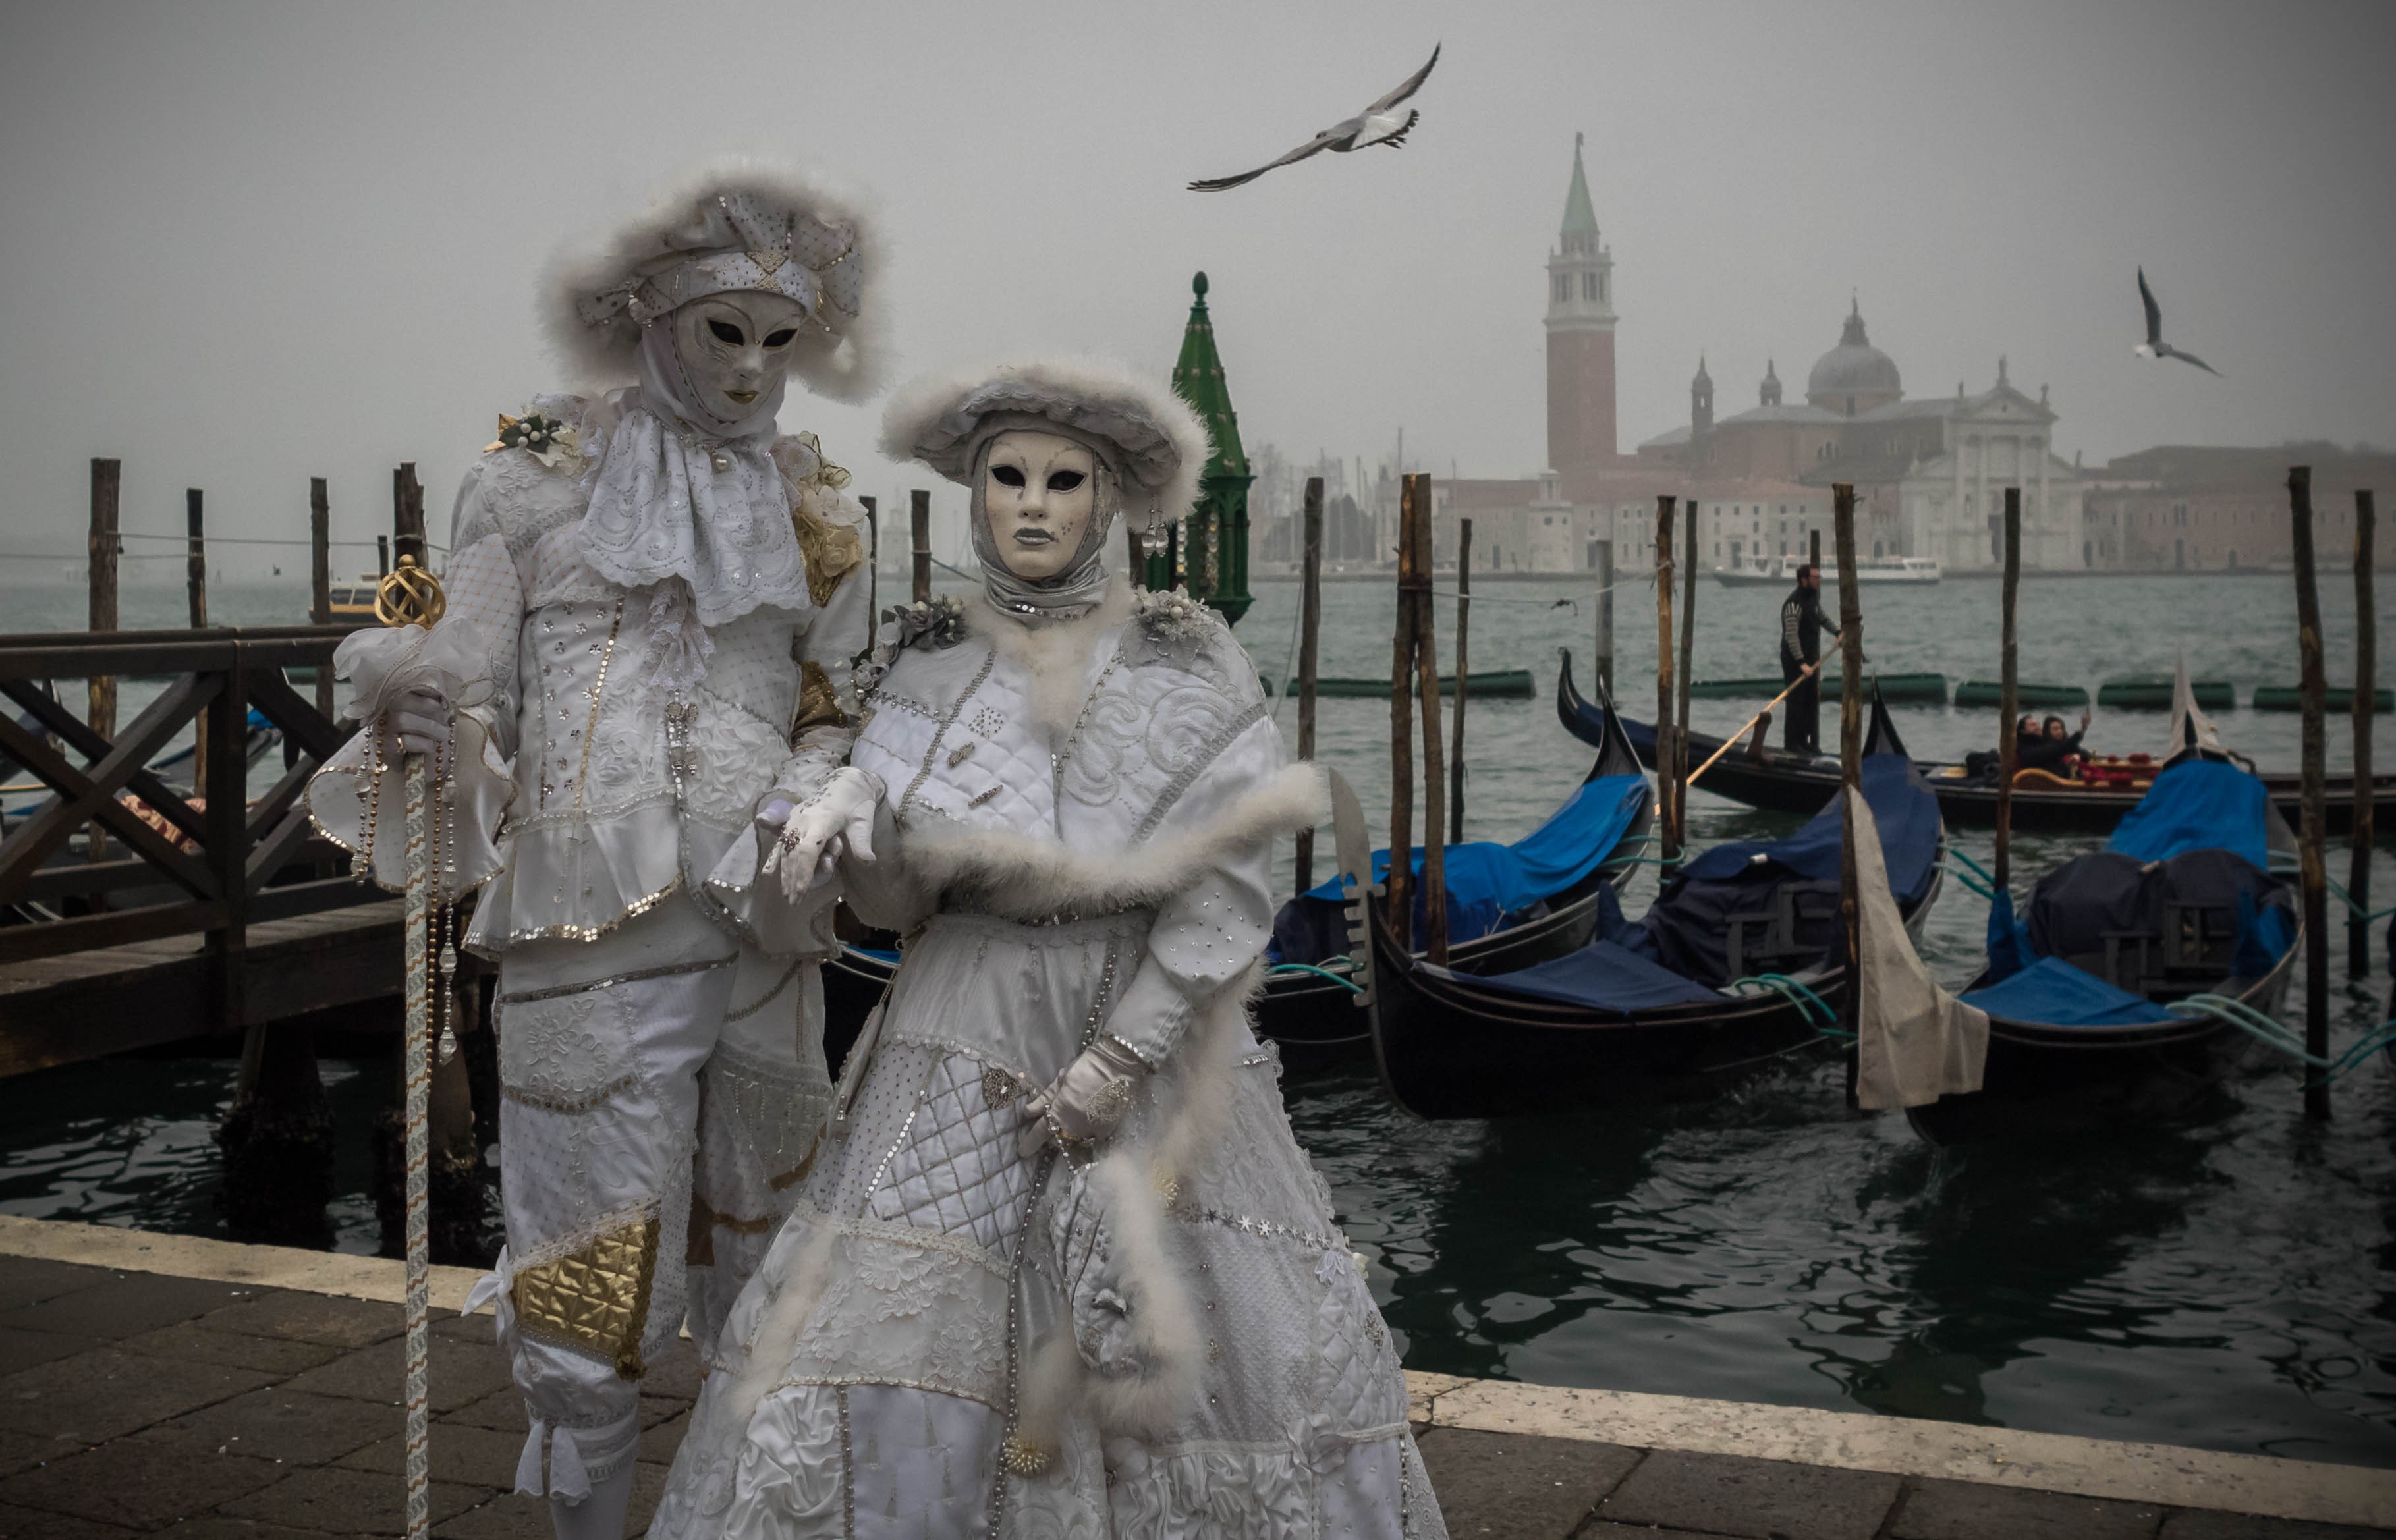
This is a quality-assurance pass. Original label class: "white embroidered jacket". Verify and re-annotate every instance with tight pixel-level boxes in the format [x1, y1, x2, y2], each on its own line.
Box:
[845, 589, 1318, 1067]
[308, 393, 872, 958]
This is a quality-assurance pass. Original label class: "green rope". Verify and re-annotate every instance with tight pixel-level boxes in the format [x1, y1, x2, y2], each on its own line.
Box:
[2165, 993, 2396, 1083]
[2324, 877, 2396, 923]
[1936, 864, 2001, 902]
[1731, 972, 1843, 1033]
[1945, 848, 2001, 887]
[1267, 962, 1364, 993]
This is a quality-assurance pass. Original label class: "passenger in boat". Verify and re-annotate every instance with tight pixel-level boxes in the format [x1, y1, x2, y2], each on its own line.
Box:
[1779, 564, 1841, 756]
[2017, 711, 2090, 775]
[650, 360, 1443, 1539]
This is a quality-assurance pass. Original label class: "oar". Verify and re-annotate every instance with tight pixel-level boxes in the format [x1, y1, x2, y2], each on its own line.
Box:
[1685, 660, 1822, 792]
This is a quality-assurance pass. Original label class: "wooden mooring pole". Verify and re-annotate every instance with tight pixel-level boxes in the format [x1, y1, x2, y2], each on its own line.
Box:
[187, 489, 209, 779]
[858, 494, 878, 625]
[1294, 477, 1324, 893]
[377, 535, 390, 577]
[910, 489, 933, 604]
[309, 478, 334, 721]
[1593, 534, 1615, 693]
[1994, 487, 2022, 895]
[86, 459, 119, 864]
[1833, 484, 1863, 1035]
[2289, 466, 2331, 1121]
[1449, 518, 1472, 842]
[1675, 498, 1699, 849]
[392, 464, 427, 568]
[1654, 497, 1678, 866]
[2349, 489, 2376, 980]
[1410, 476, 1449, 966]
[1388, 481, 1420, 949]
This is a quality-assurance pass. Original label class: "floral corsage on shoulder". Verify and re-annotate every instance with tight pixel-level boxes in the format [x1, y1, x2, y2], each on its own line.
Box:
[484, 398, 583, 472]
[1134, 587, 1219, 646]
[852, 595, 969, 703]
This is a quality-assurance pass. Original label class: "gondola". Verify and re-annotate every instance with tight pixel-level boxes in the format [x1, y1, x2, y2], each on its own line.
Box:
[1556, 649, 2396, 836]
[1342, 751, 1947, 1120]
[1906, 757, 2304, 1146]
[823, 674, 1656, 1080]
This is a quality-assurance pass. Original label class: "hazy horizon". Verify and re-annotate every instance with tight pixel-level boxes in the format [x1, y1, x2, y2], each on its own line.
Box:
[4, 1, 2392, 576]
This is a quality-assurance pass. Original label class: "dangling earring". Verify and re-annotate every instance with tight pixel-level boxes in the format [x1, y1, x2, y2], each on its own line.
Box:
[1140, 497, 1167, 557]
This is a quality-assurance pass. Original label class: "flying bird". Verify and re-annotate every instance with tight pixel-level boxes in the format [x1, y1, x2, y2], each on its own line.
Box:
[2134, 267, 2221, 377]
[1188, 44, 1441, 192]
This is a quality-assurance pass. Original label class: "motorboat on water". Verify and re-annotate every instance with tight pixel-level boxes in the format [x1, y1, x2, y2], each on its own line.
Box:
[1713, 553, 1940, 587]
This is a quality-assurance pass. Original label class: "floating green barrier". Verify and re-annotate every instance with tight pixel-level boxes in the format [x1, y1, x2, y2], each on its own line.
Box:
[1686, 673, 1947, 704]
[1288, 668, 1536, 700]
[2252, 685, 2393, 713]
[2097, 678, 2234, 711]
[1955, 680, 2090, 709]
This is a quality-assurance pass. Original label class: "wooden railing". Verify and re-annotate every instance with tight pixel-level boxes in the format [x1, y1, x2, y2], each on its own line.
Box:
[0, 625, 373, 1022]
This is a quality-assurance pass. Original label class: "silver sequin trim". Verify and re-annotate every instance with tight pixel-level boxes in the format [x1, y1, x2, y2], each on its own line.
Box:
[498, 954, 738, 1003]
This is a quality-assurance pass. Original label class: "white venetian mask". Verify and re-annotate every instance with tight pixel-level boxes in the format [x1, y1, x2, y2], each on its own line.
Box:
[667, 292, 812, 424]
[982, 431, 1097, 581]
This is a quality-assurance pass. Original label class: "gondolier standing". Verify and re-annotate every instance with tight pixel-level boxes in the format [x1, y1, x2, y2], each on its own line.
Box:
[1779, 564, 1840, 755]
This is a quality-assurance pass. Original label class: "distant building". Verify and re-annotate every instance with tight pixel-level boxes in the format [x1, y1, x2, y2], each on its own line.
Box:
[2080, 445, 2396, 571]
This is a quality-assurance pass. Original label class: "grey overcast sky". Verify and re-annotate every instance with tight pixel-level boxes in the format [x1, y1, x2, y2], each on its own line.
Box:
[3, 0, 2392, 569]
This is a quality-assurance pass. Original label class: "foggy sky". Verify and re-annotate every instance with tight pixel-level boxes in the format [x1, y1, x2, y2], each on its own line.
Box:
[3, 1, 2393, 574]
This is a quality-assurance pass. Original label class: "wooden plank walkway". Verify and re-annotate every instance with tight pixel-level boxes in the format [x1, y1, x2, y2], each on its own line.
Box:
[0, 900, 401, 1076]
[0, 1217, 2387, 1538]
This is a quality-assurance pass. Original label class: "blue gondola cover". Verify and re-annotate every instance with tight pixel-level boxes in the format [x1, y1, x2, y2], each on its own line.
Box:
[1960, 956, 2179, 1029]
[2106, 759, 2271, 869]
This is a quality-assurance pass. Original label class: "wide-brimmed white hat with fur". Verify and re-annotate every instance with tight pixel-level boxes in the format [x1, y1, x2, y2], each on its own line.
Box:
[544, 161, 888, 403]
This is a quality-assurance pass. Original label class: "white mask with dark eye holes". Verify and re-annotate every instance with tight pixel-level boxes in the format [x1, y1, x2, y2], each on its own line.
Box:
[666, 292, 812, 429]
[982, 431, 1097, 581]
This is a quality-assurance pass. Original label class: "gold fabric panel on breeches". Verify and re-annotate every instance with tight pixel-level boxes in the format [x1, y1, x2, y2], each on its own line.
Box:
[513, 1217, 665, 1381]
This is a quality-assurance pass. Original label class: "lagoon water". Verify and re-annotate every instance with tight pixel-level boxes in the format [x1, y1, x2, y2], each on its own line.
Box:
[2, 572, 2392, 1466]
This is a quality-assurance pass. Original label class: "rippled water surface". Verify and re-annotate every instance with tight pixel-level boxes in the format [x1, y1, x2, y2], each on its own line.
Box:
[1, 573, 2391, 1465]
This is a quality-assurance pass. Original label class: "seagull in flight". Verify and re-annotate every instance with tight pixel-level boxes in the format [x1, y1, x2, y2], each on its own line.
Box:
[2134, 267, 2221, 377]
[1189, 44, 1441, 192]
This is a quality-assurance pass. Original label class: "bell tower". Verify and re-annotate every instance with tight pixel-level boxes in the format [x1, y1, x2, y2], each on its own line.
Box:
[1546, 133, 1619, 486]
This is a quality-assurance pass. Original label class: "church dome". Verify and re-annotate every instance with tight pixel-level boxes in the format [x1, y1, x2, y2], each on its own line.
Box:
[1806, 298, 1901, 413]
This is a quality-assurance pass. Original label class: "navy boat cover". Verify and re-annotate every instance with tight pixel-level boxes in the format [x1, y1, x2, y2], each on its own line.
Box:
[1269, 771, 1649, 965]
[2106, 759, 2271, 869]
[1960, 956, 2179, 1028]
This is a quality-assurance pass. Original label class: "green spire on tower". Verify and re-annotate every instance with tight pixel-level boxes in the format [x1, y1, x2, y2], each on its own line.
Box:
[1561, 131, 1598, 235]
[1159, 271, 1254, 622]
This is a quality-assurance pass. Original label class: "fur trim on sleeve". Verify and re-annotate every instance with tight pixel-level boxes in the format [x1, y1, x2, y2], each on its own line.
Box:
[899, 763, 1320, 920]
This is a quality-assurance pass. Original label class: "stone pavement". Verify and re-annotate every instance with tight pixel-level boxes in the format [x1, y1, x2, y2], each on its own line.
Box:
[0, 1219, 2387, 1539]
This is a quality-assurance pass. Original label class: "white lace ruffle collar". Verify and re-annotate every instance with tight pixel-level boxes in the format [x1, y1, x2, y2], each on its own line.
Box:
[576, 387, 812, 628]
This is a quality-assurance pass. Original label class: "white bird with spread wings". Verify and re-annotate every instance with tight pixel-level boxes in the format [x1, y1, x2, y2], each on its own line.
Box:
[1189, 44, 1441, 192]
[2134, 267, 2222, 377]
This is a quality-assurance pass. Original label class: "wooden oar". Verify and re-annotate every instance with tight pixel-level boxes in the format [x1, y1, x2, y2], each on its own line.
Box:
[1685, 660, 1822, 792]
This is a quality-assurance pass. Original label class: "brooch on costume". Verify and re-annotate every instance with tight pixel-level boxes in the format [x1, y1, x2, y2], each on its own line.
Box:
[1133, 588, 1215, 645]
[486, 410, 580, 470]
[883, 595, 968, 653]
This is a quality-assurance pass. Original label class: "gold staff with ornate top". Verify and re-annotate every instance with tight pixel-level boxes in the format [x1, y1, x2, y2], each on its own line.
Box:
[374, 553, 448, 1540]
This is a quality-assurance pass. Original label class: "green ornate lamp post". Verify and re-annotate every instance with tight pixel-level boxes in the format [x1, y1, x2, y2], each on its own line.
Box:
[1155, 271, 1254, 624]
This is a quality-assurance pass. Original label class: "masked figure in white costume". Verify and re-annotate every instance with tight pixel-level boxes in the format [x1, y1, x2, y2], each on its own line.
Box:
[307, 166, 885, 1540]
[651, 360, 1445, 1539]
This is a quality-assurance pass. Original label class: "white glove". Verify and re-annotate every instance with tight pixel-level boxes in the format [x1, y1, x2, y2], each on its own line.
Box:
[758, 767, 883, 901]
[385, 684, 450, 756]
[1020, 1036, 1150, 1155]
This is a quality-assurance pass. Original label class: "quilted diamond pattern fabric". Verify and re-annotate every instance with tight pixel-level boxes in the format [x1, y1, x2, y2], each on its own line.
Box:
[864, 1051, 1033, 1253]
[513, 1215, 663, 1378]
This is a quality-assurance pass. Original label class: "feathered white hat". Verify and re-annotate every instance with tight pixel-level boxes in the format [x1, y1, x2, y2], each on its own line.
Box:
[543, 161, 888, 403]
[879, 358, 1211, 525]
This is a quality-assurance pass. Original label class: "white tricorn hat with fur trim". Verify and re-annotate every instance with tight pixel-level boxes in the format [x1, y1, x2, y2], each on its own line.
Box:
[878, 359, 1210, 525]
[543, 161, 888, 403]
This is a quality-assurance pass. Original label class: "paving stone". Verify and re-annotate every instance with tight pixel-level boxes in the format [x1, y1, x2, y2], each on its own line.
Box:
[336, 1422, 530, 1491]
[0, 1348, 278, 1444]
[638, 1408, 688, 1468]
[156, 1522, 328, 1539]
[1574, 1524, 1742, 1540]
[1890, 1478, 2162, 1539]
[136, 1388, 399, 1467]
[1417, 1427, 1639, 1538]
[2158, 1514, 2394, 1540]
[117, 1323, 341, 1377]
[0, 1259, 117, 1313]
[196, 1292, 403, 1349]
[278, 1335, 513, 1415]
[0, 1331, 92, 1381]
[430, 1493, 551, 1539]
[1598, 1449, 1903, 1540]
[1, 1275, 264, 1344]
[0, 1500, 138, 1537]
[640, 1339, 703, 1402]
[438, 1392, 526, 1435]
[217, 1467, 485, 1534]
[0, 1429, 80, 1479]
[0, 1439, 283, 1530]
[625, 1462, 669, 1533]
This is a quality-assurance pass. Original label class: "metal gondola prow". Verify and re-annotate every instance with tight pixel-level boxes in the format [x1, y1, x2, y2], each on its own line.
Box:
[1557, 647, 1656, 766]
[1862, 678, 1908, 761]
[1327, 768, 1378, 1009]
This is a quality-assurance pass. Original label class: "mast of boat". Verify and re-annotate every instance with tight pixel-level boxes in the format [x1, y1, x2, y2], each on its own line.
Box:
[1994, 487, 2022, 896]
[1654, 496, 1679, 866]
[1408, 474, 1450, 964]
[1675, 498, 1699, 849]
[1294, 476, 1324, 893]
[1450, 518, 1472, 842]
[2349, 489, 2376, 981]
[1833, 484, 1864, 1043]
[2289, 466, 2331, 1121]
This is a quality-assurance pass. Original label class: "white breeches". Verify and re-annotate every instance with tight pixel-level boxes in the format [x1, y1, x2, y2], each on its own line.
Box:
[493, 898, 833, 1497]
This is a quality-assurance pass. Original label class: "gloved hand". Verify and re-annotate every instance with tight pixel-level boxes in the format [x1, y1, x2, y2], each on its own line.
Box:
[385, 684, 451, 756]
[758, 767, 883, 901]
[1020, 1037, 1150, 1155]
